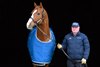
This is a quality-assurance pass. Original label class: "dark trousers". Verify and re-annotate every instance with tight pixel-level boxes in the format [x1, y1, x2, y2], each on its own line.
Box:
[67, 60, 85, 67]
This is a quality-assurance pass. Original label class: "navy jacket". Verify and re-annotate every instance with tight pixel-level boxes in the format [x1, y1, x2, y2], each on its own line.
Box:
[62, 32, 90, 60]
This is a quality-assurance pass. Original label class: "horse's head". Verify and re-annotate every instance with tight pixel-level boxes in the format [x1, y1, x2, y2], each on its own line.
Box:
[26, 2, 46, 30]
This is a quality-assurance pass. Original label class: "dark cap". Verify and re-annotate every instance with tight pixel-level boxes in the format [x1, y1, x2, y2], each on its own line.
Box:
[71, 22, 80, 27]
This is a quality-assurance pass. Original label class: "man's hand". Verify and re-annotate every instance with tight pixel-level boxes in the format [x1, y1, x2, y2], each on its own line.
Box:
[57, 43, 62, 49]
[81, 58, 86, 64]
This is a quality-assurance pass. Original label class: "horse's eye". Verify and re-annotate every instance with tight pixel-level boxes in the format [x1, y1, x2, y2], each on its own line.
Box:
[37, 13, 40, 15]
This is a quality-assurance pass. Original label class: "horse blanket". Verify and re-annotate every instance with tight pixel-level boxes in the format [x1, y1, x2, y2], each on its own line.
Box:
[27, 27, 56, 64]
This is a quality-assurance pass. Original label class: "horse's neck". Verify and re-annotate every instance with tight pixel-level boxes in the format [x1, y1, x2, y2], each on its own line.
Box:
[37, 16, 50, 42]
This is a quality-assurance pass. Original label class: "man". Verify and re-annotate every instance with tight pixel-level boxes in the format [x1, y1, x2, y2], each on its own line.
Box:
[57, 22, 90, 67]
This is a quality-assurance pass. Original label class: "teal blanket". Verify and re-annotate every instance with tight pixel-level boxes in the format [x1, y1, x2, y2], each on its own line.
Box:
[27, 27, 56, 64]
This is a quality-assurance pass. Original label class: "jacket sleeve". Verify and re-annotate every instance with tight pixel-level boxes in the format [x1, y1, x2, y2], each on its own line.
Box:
[62, 36, 68, 50]
[83, 34, 90, 60]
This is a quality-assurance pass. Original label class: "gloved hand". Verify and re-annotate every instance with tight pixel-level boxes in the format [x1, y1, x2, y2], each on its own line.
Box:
[57, 43, 62, 49]
[81, 58, 86, 64]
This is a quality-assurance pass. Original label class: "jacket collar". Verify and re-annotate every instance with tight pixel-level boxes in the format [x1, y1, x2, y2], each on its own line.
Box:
[71, 31, 80, 36]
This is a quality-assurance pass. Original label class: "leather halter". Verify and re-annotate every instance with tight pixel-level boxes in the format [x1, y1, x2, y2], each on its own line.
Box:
[30, 8, 44, 24]
[31, 8, 51, 40]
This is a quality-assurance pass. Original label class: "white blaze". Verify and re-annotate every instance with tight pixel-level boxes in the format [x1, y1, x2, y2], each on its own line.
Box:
[31, 9, 37, 18]
[26, 9, 37, 29]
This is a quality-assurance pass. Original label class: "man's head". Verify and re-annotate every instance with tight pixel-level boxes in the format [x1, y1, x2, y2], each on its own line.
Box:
[71, 22, 80, 27]
[71, 22, 80, 35]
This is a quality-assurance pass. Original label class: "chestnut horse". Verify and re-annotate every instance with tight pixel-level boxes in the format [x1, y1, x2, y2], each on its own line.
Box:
[26, 2, 56, 67]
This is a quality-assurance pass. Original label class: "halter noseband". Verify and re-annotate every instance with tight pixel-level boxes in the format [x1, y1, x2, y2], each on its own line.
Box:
[30, 8, 51, 40]
[30, 8, 44, 25]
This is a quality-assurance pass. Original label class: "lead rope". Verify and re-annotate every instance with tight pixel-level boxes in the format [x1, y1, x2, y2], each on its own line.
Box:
[61, 48, 88, 67]
[30, 17, 51, 40]
[35, 23, 51, 41]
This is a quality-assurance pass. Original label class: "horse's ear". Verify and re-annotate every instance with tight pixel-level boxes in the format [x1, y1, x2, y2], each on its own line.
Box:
[40, 2, 43, 8]
[34, 2, 37, 7]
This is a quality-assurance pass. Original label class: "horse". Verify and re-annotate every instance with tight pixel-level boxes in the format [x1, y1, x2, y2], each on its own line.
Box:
[26, 2, 56, 67]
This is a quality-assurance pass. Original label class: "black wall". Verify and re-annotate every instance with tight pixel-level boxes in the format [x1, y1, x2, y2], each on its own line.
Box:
[1, 0, 100, 67]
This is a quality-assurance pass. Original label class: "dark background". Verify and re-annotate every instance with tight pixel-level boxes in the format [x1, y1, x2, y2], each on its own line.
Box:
[1, 0, 100, 67]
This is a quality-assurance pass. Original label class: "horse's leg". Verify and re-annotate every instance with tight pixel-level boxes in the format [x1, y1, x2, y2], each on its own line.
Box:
[45, 64, 49, 67]
[33, 65, 37, 67]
